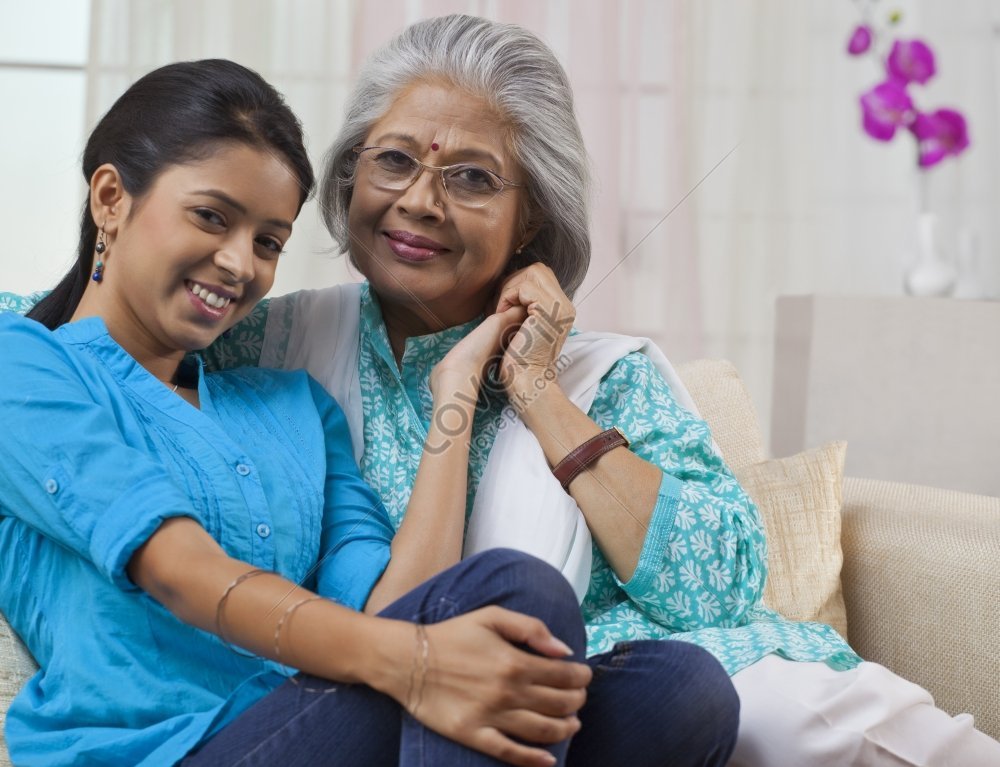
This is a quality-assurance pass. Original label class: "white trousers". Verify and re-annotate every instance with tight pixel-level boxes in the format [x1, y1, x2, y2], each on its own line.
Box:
[728, 655, 1000, 766]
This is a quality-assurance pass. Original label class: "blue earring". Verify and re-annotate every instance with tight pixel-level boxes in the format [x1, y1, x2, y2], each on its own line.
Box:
[92, 225, 107, 283]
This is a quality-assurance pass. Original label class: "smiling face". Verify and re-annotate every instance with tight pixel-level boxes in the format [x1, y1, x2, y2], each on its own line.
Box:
[347, 80, 529, 333]
[83, 142, 301, 368]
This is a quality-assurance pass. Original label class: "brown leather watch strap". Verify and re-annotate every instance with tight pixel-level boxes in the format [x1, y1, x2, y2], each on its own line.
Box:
[551, 427, 630, 490]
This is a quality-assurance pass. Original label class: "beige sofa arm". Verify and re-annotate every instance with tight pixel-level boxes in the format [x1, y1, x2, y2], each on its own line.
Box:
[840, 476, 1000, 741]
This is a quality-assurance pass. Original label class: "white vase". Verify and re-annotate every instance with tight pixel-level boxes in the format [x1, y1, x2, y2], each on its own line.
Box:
[904, 212, 956, 297]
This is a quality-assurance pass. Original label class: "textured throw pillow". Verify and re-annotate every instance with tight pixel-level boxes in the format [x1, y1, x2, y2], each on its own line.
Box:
[1, 611, 38, 761]
[734, 441, 848, 638]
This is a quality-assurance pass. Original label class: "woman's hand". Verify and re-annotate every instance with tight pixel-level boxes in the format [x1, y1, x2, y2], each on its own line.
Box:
[380, 608, 591, 767]
[430, 304, 527, 400]
[493, 264, 575, 404]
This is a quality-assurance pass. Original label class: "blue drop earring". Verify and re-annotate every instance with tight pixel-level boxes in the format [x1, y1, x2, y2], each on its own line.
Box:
[92, 224, 107, 283]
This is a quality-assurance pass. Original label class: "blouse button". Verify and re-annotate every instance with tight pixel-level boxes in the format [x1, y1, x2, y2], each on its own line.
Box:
[235, 463, 251, 476]
[256, 523, 271, 539]
[44, 478, 59, 494]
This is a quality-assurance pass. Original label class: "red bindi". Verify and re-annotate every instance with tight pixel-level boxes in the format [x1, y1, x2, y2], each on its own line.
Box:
[430, 142, 439, 151]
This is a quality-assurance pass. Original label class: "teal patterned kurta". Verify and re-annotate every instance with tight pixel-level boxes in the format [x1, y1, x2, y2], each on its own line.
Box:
[3, 287, 860, 674]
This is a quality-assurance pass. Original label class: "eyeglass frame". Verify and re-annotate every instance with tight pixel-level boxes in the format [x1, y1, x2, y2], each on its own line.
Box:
[351, 145, 525, 208]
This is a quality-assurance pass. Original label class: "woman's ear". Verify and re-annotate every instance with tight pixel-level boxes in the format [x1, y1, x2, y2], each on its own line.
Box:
[89, 164, 128, 236]
[515, 199, 543, 253]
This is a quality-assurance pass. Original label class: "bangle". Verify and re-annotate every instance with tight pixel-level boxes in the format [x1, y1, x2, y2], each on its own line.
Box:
[274, 595, 337, 694]
[215, 568, 270, 657]
[551, 427, 630, 490]
[405, 624, 430, 717]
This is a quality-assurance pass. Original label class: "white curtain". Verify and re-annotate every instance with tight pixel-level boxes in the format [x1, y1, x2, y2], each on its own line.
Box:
[86, 0, 1000, 436]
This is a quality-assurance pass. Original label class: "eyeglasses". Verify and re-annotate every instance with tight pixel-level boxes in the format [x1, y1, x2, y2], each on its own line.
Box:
[352, 145, 524, 208]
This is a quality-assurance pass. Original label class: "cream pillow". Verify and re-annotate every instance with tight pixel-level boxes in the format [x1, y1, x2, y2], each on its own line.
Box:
[734, 441, 848, 638]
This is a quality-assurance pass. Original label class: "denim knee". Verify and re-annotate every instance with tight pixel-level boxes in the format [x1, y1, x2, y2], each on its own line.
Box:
[461, 549, 585, 655]
[672, 642, 740, 745]
[462, 548, 577, 603]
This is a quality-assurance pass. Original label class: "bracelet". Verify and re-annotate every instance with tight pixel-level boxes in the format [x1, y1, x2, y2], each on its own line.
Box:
[215, 568, 271, 657]
[405, 624, 430, 717]
[274, 596, 337, 694]
[551, 427, 630, 490]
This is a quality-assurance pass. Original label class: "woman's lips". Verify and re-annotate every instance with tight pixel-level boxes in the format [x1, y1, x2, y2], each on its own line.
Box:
[185, 280, 234, 320]
[384, 230, 448, 262]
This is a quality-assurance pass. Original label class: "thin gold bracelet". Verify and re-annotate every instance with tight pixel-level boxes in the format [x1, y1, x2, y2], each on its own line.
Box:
[215, 568, 270, 657]
[405, 624, 430, 717]
[273, 596, 337, 694]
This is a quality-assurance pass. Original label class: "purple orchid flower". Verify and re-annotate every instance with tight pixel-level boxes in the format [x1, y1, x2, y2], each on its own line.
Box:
[909, 108, 971, 167]
[847, 24, 873, 55]
[847, 24, 872, 56]
[886, 39, 936, 85]
[860, 81, 915, 141]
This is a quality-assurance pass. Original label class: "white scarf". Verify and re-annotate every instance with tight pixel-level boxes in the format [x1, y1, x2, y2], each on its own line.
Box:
[261, 284, 699, 603]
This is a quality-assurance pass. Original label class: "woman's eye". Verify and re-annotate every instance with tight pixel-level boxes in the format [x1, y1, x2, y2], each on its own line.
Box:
[374, 149, 416, 172]
[255, 236, 284, 257]
[450, 165, 501, 193]
[194, 208, 225, 227]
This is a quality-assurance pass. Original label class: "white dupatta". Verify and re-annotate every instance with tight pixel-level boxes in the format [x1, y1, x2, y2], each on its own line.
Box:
[260, 284, 700, 603]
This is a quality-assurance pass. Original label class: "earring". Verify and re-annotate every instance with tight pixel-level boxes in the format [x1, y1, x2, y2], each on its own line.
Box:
[515, 245, 524, 255]
[92, 224, 107, 283]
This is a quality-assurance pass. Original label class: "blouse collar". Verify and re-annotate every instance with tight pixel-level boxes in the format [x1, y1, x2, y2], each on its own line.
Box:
[359, 281, 484, 377]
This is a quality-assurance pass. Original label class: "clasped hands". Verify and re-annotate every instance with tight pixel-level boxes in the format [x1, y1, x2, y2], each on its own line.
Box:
[430, 264, 575, 410]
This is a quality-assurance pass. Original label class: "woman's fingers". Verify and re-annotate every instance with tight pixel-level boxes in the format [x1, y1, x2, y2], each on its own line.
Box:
[431, 305, 527, 396]
[411, 608, 590, 764]
[470, 728, 561, 767]
[491, 265, 575, 387]
[489, 708, 582, 745]
[495, 264, 574, 323]
[482, 606, 575, 659]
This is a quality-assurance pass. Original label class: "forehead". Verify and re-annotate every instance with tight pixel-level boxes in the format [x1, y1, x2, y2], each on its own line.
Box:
[149, 143, 301, 222]
[367, 81, 516, 166]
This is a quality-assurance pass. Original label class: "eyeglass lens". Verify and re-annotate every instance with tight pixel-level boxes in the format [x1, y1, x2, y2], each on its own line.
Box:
[362, 148, 506, 207]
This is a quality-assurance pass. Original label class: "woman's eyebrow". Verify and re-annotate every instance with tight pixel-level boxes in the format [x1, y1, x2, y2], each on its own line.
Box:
[370, 133, 504, 168]
[191, 189, 293, 232]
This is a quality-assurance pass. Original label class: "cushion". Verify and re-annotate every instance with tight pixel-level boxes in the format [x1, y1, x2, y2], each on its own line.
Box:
[1, 610, 38, 764]
[734, 441, 848, 638]
[675, 359, 766, 471]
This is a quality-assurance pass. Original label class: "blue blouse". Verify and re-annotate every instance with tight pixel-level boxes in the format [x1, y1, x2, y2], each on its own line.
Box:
[0, 313, 394, 766]
[2, 288, 861, 679]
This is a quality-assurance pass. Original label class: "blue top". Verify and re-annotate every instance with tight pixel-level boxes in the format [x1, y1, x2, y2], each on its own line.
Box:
[0, 313, 394, 766]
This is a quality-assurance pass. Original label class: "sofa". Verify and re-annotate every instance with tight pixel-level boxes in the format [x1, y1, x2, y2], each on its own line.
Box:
[2, 358, 998, 763]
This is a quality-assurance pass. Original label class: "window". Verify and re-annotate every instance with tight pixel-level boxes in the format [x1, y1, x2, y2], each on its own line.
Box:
[1, 0, 90, 293]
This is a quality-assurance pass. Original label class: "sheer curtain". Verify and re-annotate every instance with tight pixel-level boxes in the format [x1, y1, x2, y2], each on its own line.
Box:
[85, 0, 1000, 432]
[88, 0, 362, 295]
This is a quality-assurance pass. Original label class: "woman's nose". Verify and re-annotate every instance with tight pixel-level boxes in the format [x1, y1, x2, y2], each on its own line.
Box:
[395, 168, 446, 220]
[214, 237, 256, 283]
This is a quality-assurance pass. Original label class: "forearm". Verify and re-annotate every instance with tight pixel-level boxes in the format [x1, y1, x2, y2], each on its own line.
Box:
[365, 379, 477, 613]
[129, 517, 410, 696]
[515, 380, 661, 581]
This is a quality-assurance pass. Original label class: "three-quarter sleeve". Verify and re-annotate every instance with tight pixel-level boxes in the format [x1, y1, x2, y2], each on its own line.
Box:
[587, 352, 767, 631]
[306, 377, 394, 611]
[0, 317, 207, 590]
[200, 299, 270, 371]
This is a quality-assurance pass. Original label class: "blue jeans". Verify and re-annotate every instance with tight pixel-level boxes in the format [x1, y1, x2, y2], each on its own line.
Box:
[569, 640, 739, 767]
[181, 550, 738, 766]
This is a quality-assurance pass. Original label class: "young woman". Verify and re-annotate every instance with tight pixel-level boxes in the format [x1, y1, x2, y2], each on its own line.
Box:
[0, 59, 593, 767]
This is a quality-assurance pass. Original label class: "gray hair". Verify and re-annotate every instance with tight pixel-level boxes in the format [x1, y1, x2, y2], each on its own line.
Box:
[320, 14, 591, 297]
